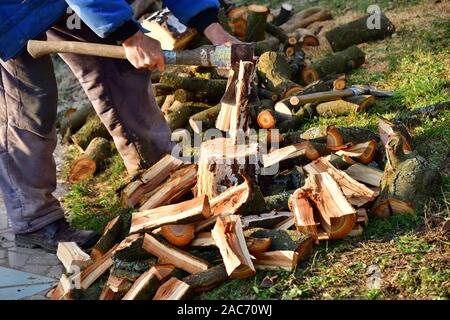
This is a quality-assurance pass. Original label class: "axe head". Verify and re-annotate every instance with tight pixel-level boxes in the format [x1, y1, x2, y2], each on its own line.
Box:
[230, 43, 255, 70]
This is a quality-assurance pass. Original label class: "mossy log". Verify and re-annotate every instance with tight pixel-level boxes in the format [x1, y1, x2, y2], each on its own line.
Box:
[265, 23, 288, 44]
[272, 3, 293, 26]
[280, 7, 332, 33]
[257, 88, 279, 102]
[152, 83, 174, 96]
[257, 51, 303, 98]
[183, 263, 229, 293]
[315, 99, 362, 117]
[255, 37, 281, 56]
[300, 125, 378, 145]
[164, 100, 191, 131]
[245, 5, 269, 42]
[325, 13, 395, 52]
[160, 73, 227, 102]
[189, 104, 221, 134]
[277, 104, 316, 132]
[69, 137, 112, 183]
[372, 133, 442, 217]
[58, 103, 95, 141]
[311, 45, 366, 78]
[71, 115, 110, 150]
[262, 190, 295, 212]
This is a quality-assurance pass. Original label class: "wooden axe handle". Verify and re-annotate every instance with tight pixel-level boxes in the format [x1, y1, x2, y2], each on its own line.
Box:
[290, 89, 355, 105]
[27, 40, 232, 67]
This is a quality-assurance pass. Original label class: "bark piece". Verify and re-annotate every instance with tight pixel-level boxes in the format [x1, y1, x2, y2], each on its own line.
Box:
[69, 137, 111, 183]
[130, 195, 211, 234]
[211, 215, 255, 279]
[325, 13, 395, 52]
[153, 277, 191, 300]
[142, 233, 210, 274]
[257, 51, 302, 98]
[56, 242, 93, 274]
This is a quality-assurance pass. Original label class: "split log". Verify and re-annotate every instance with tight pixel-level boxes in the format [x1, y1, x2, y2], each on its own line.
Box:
[262, 141, 312, 167]
[325, 13, 395, 52]
[227, 6, 249, 39]
[304, 156, 378, 207]
[378, 116, 414, 151]
[215, 69, 238, 131]
[152, 264, 176, 282]
[289, 188, 318, 238]
[336, 140, 378, 164]
[138, 165, 196, 211]
[99, 275, 132, 300]
[246, 237, 272, 255]
[160, 73, 227, 102]
[245, 5, 269, 42]
[160, 224, 195, 247]
[189, 104, 221, 134]
[141, 8, 197, 50]
[246, 228, 312, 254]
[257, 51, 302, 98]
[272, 3, 293, 26]
[344, 163, 383, 187]
[344, 95, 375, 110]
[331, 75, 347, 90]
[122, 268, 160, 300]
[304, 173, 356, 239]
[194, 178, 252, 232]
[71, 115, 110, 151]
[196, 137, 259, 198]
[130, 195, 211, 234]
[253, 251, 299, 272]
[183, 263, 228, 293]
[292, 29, 319, 47]
[190, 232, 216, 248]
[69, 137, 112, 183]
[142, 233, 210, 274]
[211, 215, 255, 279]
[78, 245, 117, 290]
[372, 133, 441, 217]
[312, 45, 366, 78]
[91, 215, 123, 261]
[58, 103, 95, 140]
[280, 7, 332, 33]
[57, 242, 93, 273]
[120, 154, 184, 208]
[229, 61, 255, 143]
[153, 277, 191, 300]
[242, 211, 292, 229]
[272, 216, 295, 230]
[113, 234, 152, 261]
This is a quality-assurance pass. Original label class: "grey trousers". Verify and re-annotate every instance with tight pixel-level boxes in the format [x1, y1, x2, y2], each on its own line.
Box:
[0, 19, 173, 234]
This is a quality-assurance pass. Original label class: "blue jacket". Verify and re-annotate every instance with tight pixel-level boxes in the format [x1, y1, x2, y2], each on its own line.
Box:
[0, 0, 220, 61]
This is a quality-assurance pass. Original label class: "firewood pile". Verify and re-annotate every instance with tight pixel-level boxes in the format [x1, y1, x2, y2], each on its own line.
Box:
[52, 1, 444, 300]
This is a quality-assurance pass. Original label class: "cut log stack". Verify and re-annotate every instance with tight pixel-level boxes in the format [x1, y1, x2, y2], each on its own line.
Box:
[55, 1, 442, 301]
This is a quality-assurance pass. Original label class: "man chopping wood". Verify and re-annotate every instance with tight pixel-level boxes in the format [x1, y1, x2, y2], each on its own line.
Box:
[0, 0, 239, 252]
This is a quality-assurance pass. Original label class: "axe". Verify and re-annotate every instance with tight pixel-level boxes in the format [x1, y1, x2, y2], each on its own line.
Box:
[27, 40, 254, 69]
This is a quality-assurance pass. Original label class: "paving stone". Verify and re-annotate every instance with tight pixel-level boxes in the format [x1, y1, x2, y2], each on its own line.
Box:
[5, 251, 29, 268]
[0, 249, 6, 259]
[21, 264, 51, 275]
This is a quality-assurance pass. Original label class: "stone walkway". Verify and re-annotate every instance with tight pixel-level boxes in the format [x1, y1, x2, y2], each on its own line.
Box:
[0, 140, 68, 300]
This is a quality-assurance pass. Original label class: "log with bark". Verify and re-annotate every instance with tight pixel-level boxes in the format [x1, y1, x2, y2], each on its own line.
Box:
[142, 234, 210, 274]
[336, 139, 378, 164]
[78, 245, 118, 290]
[164, 100, 192, 131]
[252, 251, 299, 272]
[139, 164, 197, 211]
[315, 99, 364, 117]
[189, 104, 221, 134]
[183, 263, 229, 293]
[160, 224, 196, 247]
[311, 45, 366, 78]
[378, 116, 414, 151]
[272, 3, 293, 26]
[120, 154, 184, 208]
[69, 137, 112, 183]
[255, 37, 281, 56]
[130, 195, 211, 234]
[113, 234, 152, 261]
[91, 215, 124, 261]
[71, 115, 110, 151]
[257, 51, 302, 98]
[372, 133, 441, 217]
[325, 13, 395, 52]
[245, 228, 312, 255]
[279, 7, 332, 33]
[227, 6, 249, 39]
[300, 125, 379, 145]
[211, 215, 256, 279]
[121, 267, 160, 300]
[58, 103, 95, 141]
[153, 277, 191, 300]
[245, 5, 269, 42]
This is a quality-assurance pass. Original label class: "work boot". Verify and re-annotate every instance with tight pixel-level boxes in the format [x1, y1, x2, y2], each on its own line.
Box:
[15, 219, 99, 253]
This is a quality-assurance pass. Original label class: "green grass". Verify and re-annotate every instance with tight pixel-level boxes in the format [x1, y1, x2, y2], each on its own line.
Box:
[60, 0, 450, 300]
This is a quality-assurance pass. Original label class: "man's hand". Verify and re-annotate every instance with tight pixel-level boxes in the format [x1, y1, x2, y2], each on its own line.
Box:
[122, 31, 165, 72]
[204, 22, 242, 46]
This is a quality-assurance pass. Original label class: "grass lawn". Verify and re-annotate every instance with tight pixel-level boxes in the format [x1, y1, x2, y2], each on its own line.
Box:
[60, 0, 449, 300]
